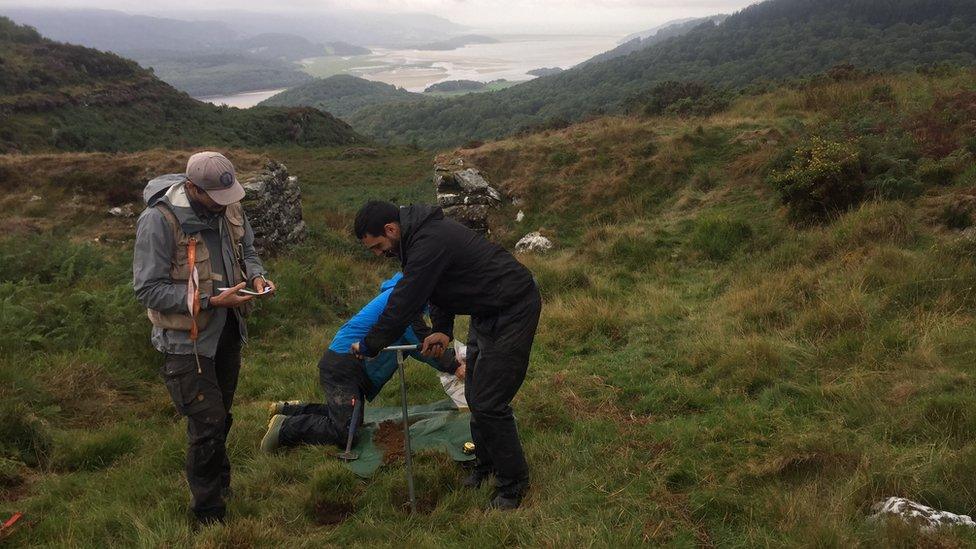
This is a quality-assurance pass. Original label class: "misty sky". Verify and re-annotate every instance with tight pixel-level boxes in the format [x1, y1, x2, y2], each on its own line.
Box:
[0, 0, 759, 34]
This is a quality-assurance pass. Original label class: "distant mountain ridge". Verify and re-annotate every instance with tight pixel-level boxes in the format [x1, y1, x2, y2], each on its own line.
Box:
[349, 0, 976, 149]
[2, 8, 241, 54]
[527, 67, 563, 77]
[157, 8, 466, 48]
[1, 7, 463, 51]
[414, 34, 498, 51]
[0, 17, 363, 153]
[584, 15, 729, 66]
[618, 17, 698, 43]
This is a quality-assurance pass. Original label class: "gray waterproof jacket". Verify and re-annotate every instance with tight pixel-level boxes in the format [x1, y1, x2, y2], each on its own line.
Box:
[132, 174, 266, 358]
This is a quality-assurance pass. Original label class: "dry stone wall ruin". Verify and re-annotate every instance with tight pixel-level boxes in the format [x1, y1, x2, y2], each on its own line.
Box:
[240, 160, 307, 255]
[434, 157, 502, 236]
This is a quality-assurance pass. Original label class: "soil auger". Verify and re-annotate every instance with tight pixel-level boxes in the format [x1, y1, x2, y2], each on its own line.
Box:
[382, 344, 420, 514]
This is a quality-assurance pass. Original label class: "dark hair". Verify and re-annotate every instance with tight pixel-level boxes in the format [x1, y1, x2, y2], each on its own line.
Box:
[354, 200, 400, 239]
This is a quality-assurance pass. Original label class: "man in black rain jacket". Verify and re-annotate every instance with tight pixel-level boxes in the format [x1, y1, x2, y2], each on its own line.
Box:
[351, 201, 541, 510]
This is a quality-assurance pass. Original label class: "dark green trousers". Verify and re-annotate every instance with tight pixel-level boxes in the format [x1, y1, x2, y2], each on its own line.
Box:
[160, 315, 240, 522]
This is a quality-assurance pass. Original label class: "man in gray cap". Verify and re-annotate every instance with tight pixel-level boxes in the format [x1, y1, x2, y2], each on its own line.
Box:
[133, 151, 275, 525]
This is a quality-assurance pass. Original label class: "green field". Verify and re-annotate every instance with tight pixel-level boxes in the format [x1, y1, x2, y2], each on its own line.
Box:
[4, 68, 976, 546]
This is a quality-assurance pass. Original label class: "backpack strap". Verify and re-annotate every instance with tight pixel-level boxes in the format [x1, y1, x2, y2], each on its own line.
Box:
[223, 204, 248, 280]
[154, 203, 182, 251]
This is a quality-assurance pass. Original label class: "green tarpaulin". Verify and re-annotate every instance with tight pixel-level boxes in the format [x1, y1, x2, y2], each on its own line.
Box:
[342, 399, 475, 478]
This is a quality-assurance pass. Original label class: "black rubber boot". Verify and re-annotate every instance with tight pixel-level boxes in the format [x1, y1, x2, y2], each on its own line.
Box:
[462, 468, 493, 488]
[194, 513, 225, 527]
[486, 492, 522, 510]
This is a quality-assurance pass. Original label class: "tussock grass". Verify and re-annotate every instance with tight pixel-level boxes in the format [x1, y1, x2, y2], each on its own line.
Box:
[51, 427, 139, 472]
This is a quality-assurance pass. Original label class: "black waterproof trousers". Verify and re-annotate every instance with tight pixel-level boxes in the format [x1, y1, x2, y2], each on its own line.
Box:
[277, 350, 368, 447]
[465, 283, 542, 498]
[160, 314, 240, 522]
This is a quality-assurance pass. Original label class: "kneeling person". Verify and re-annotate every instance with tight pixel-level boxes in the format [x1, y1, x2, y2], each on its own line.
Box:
[261, 273, 464, 451]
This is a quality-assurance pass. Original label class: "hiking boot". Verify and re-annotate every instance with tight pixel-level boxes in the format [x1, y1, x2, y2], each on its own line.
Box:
[462, 468, 493, 489]
[267, 400, 305, 418]
[261, 414, 288, 453]
[486, 492, 522, 510]
[194, 513, 225, 528]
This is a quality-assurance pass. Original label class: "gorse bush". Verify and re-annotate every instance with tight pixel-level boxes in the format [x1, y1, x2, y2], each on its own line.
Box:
[768, 138, 866, 221]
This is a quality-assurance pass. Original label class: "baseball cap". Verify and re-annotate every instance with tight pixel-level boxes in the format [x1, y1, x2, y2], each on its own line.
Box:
[185, 151, 245, 206]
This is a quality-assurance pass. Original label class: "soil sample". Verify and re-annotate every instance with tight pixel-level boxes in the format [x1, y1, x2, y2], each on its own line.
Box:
[374, 420, 406, 464]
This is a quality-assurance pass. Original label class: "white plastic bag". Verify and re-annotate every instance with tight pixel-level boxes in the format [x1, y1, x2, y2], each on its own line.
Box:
[440, 342, 468, 410]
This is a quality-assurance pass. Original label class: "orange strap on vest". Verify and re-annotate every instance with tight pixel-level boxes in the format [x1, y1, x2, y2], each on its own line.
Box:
[187, 237, 200, 341]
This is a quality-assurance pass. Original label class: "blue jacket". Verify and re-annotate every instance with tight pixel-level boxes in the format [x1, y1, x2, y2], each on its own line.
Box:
[329, 273, 455, 400]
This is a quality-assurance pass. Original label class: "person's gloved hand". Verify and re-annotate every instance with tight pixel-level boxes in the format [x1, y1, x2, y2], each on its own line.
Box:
[421, 332, 450, 358]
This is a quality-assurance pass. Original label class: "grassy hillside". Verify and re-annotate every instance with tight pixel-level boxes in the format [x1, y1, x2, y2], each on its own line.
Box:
[0, 17, 363, 153]
[3, 68, 976, 546]
[350, 0, 976, 148]
[259, 75, 422, 120]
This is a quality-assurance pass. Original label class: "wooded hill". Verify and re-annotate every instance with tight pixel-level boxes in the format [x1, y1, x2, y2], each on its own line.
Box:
[258, 75, 423, 121]
[0, 17, 363, 153]
[581, 14, 728, 67]
[348, 0, 976, 148]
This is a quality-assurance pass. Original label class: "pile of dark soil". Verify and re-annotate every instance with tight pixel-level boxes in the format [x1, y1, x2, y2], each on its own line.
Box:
[374, 420, 405, 464]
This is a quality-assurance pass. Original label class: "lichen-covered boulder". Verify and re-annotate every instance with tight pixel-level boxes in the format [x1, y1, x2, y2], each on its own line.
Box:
[515, 231, 553, 254]
[869, 497, 976, 532]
